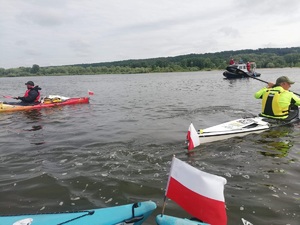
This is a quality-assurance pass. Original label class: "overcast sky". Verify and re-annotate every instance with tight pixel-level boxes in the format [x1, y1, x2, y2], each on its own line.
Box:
[1, 0, 300, 69]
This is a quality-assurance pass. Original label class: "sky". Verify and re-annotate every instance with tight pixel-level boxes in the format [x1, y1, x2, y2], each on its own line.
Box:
[1, 0, 300, 69]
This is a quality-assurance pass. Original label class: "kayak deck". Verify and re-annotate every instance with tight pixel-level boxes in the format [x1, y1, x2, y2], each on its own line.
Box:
[197, 116, 298, 144]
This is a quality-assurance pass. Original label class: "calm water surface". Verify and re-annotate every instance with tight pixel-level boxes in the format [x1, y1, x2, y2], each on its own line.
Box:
[0, 68, 300, 225]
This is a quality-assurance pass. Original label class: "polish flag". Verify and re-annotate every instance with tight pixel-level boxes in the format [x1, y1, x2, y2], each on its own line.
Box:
[88, 90, 94, 95]
[165, 157, 227, 225]
[186, 123, 200, 151]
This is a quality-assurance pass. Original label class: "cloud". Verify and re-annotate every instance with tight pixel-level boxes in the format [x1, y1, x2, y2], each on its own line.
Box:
[18, 10, 66, 27]
[237, 0, 300, 15]
[0, 0, 300, 68]
[24, 49, 40, 56]
[218, 27, 240, 38]
[69, 39, 92, 56]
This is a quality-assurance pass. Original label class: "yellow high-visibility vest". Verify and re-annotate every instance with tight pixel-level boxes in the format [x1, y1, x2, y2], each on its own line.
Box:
[260, 89, 289, 119]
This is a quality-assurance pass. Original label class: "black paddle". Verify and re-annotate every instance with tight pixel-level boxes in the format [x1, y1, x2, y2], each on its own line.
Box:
[236, 68, 300, 97]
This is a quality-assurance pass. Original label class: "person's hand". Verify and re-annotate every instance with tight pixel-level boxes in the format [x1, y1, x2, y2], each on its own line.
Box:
[267, 82, 274, 88]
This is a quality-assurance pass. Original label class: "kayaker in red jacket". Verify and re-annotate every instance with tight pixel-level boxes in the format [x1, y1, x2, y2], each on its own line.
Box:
[14, 81, 41, 105]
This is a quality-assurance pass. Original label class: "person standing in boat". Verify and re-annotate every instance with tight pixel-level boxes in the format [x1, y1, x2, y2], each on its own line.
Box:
[229, 58, 235, 65]
[254, 76, 300, 121]
[246, 62, 251, 72]
[14, 81, 42, 105]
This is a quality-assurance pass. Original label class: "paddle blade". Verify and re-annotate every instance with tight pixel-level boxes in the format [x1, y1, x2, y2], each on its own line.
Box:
[3, 95, 13, 99]
[88, 90, 94, 95]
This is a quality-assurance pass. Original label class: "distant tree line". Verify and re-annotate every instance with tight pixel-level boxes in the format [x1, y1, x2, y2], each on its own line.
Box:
[1, 47, 300, 77]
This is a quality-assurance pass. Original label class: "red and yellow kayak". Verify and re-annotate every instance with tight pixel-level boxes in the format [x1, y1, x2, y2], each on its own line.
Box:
[0, 96, 89, 113]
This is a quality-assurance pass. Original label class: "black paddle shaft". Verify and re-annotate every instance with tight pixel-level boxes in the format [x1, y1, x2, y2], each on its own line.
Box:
[236, 68, 300, 97]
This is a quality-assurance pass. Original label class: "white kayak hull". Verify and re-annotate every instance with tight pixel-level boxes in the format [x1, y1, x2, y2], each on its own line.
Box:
[199, 128, 267, 144]
[197, 116, 297, 144]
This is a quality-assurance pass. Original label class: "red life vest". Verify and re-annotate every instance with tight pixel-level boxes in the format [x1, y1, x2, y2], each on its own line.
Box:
[24, 88, 41, 102]
[246, 63, 251, 72]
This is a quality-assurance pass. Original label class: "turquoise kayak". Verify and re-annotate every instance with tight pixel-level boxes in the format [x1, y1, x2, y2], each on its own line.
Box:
[156, 215, 209, 225]
[0, 201, 156, 225]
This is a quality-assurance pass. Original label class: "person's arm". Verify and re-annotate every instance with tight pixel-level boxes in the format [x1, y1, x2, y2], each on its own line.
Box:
[254, 87, 267, 99]
[254, 83, 274, 99]
[18, 90, 38, 103]
[291, 93, 300, 106]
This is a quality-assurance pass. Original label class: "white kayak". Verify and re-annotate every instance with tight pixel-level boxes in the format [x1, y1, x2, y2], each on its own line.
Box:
[197, 116, 298, 144]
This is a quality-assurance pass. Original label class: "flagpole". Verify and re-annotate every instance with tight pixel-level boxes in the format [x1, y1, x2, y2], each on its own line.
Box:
[160, 155, 176, 216]
[161, 195, 167, 216]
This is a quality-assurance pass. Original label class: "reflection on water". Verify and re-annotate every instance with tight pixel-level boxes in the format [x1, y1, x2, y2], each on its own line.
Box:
[256, 126, 294, 158]
[22, 109, 42, 121]
[259, 140, 292, 157]
[24, 125, 43, 132]
[223, 77, 251, 83]
[21, 110, 45, 145]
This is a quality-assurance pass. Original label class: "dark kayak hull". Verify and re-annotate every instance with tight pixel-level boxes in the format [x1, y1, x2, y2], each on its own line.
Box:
[223, 70, 261, 79]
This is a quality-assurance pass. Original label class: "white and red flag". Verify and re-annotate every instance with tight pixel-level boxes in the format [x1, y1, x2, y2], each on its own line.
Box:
[186, 123, 200, 151]
[165, 157, 227, 225]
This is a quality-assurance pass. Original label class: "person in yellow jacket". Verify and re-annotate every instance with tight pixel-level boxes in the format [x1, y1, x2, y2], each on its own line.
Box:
[254, 76, 300, 121]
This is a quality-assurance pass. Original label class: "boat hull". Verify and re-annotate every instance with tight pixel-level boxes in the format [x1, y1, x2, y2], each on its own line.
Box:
[0, 97, 89, 113]
[156, 215, 209, 225]
[199, 128, 267, 144]
[197, 116, 298, 145]
[0, 201, 156, 225]
[223, 62, 261, 79]
[223, 70, 261, 79]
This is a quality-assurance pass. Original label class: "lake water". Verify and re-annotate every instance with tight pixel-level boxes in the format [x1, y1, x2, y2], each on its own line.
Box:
[0, 68, 300, 225]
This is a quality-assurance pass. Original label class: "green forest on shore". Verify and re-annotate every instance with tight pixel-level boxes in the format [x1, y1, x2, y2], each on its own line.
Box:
[1, 47, 300, 77]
